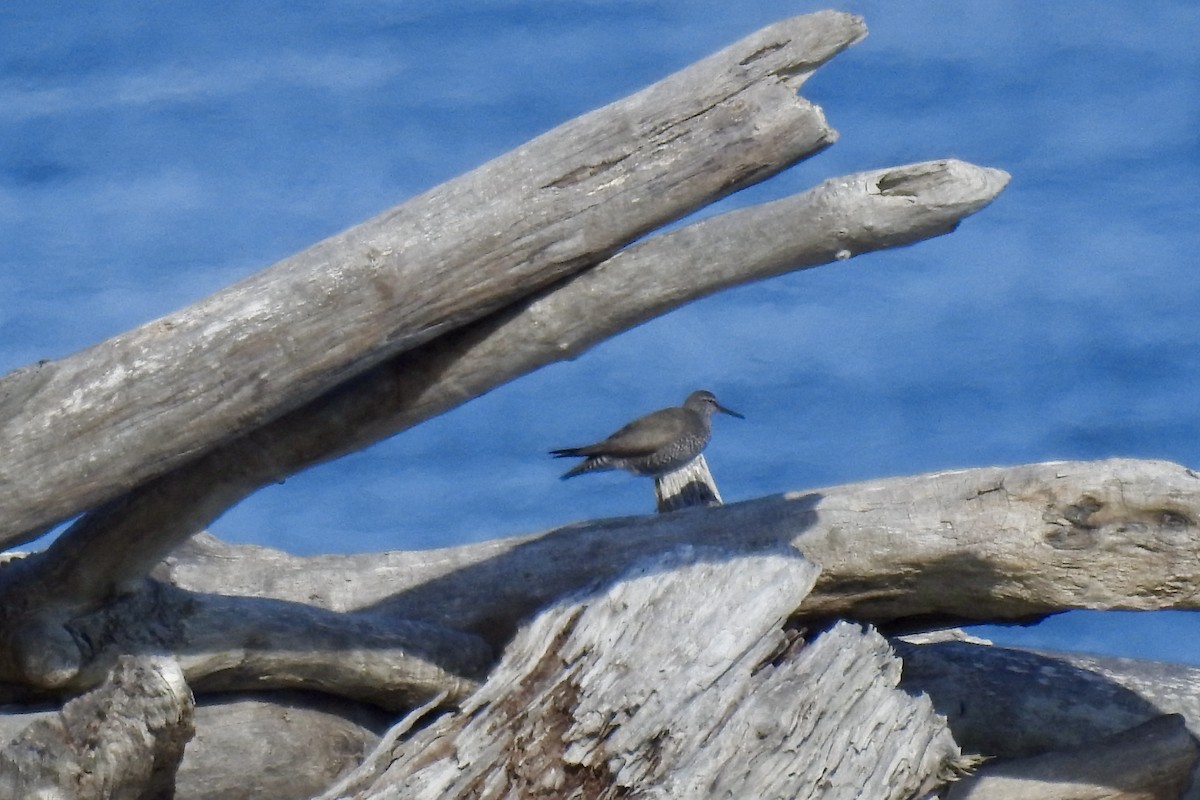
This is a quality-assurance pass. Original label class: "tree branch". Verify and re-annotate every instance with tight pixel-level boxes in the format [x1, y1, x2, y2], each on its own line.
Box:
[18, 157, 1008, 620]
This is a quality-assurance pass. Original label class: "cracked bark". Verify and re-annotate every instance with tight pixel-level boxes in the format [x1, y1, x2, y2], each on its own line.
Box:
[321, 548, 965, 800]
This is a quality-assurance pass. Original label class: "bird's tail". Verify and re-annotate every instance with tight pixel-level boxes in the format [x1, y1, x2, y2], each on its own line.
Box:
[550, 449, 611, 480]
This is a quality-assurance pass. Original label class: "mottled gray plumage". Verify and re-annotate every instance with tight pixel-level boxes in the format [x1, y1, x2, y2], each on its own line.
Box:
[551, 390, 743, 480]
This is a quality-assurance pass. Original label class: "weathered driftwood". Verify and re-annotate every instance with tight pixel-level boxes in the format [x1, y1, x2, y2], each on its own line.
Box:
[0, 11, 863, 550]
[945, 715, 1197, 800]
[0, 576, 488, 701]
[174, 692, 388, 800]
[0, 17, 1012, 758]
[157, 459, 1200, 646]
[313, 691, 447, 800]
[0, 156, 1010, 697]
[0, 10, 897, 704]
[0, 656, 193, 800]
[894, 637, 1200, 799]
[91, 456, 1194, 798]
[0, 691, 390, 800]
[0, 4, 1161, 796]
[11, 156, 1009, 626]
[324, 547, 964, 799]
[168, 591, 484, 710]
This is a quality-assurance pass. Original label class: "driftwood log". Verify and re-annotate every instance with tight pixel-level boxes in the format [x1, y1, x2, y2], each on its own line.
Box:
[0, 656, 193, 800]
[0, 689, 391, 800]
[158, 458, 1200, 637]
[0, 10, 862, 549]
[896, 634, 1200, 799]
[312, 548, 965, 799]
[33, 457, 1187, 797]
[948, 715, 1197, 800]
[1, 8, 1193, 799]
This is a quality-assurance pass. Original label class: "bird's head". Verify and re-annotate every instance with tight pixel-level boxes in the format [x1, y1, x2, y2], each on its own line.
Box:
[685, 390, 744, 419]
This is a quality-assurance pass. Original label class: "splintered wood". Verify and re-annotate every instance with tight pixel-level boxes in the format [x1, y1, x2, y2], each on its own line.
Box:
[331, 547, 963, 799]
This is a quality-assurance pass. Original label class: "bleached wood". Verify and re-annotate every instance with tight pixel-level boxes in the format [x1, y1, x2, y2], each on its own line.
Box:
[157, 459, 1200, 641]
[0, 691, 390, 800]
[12, 458, 1200, 793]
[23, 158, 1010, 621]
[0, 5, 1120, 797]
[894, 637, 1200, 799]
[945, 715, 1197, 800]
[0, 11, 864, 550]
[174, 692, 387, 800]
[313, 690, 446, 800]
[329, 547, 962, 799]
[0, 656, 193, 800]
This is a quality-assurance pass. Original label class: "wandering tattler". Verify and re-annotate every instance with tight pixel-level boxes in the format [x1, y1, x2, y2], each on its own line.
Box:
[550, 390, 743, 479]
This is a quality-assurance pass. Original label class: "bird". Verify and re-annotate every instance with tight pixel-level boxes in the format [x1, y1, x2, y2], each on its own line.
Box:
[550, 390, 743, 480]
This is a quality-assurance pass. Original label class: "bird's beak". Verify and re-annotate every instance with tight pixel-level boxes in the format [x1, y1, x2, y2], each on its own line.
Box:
[718, 403, 744, 419]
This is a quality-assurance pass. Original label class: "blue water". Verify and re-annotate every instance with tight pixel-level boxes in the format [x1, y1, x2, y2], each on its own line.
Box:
[2, 1, 1199, 662]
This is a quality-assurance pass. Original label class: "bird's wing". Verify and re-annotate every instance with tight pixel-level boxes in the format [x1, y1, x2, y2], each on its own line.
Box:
[592, 409, 688, 457]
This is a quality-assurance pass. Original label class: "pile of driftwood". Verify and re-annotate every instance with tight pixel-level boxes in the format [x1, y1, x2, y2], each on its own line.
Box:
[1, 11, 1196, 799]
